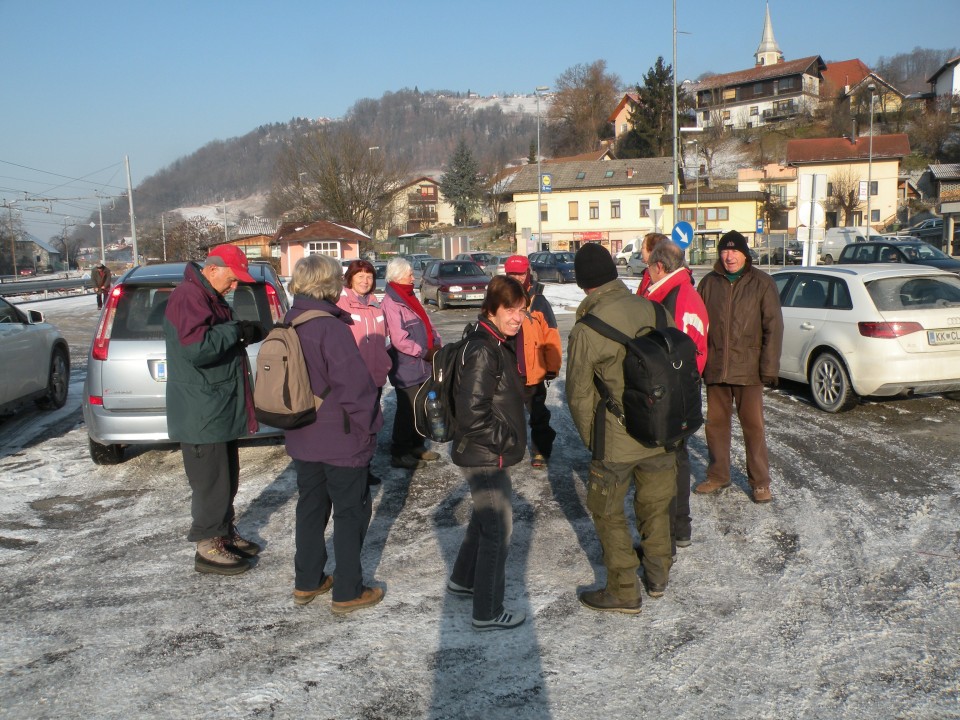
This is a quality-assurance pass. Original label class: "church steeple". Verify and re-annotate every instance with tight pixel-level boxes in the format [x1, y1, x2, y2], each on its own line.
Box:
[755, 2, 783, 67]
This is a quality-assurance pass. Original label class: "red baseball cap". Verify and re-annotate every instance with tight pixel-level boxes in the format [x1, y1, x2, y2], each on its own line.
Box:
[206, 245, 254, 283]
[504, 255, 530, 274]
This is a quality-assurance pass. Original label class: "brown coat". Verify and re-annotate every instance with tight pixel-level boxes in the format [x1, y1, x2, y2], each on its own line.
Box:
[697, 262, 783, 386]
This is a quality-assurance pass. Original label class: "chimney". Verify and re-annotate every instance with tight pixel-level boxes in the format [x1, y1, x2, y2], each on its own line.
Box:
[627, 168, 634, 178]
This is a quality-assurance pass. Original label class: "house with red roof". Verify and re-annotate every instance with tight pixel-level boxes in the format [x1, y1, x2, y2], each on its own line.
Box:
[820, 59, 904, 116]
[607, 92, 641, 141]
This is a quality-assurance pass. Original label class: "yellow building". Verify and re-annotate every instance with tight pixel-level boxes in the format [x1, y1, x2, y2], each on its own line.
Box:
[509, 158, 677, 256]
[386, 177, 456, 237]
[786, 135, 910, 237]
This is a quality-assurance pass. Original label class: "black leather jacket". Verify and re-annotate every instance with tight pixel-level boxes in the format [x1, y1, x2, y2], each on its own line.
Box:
[451, 319, 527, 469]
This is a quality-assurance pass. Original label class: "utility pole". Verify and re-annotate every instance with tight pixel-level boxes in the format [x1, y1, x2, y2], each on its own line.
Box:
[125, 155, 138, 266]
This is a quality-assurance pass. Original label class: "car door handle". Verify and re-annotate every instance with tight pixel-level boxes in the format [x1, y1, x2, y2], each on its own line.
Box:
[800, 322, 816, 330]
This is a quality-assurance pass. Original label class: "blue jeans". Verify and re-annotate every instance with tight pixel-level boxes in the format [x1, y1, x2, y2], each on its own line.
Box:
[294, 461, 371, 602]
[451, 467, 514, 622]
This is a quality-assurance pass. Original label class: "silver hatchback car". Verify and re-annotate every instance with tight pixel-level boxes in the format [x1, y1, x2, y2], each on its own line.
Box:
[82, 261, 289, 464]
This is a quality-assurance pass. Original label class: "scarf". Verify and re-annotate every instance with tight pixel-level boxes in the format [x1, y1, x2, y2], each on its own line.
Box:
[389, 281, 435, 350]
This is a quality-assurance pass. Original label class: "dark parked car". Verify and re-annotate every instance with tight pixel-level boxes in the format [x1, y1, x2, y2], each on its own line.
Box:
[0, 297, 70, 416]
[837, 240, 960, 274]
[82, 260, 290, 465]
[454, 252, 497, 275]
[528, 250, 577, 284]
[759, 241, 802, 265]
[419, 260, 490, 309]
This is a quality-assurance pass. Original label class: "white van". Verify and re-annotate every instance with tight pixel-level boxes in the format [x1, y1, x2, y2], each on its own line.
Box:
[615, 240, 639, 266]
[820, 226, 883, 264]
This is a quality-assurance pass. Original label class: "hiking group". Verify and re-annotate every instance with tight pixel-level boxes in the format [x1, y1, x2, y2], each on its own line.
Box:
[162, 231, 783, 627]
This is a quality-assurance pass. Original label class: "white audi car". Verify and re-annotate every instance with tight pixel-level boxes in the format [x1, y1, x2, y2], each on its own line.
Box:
[771, 265, 960, 412]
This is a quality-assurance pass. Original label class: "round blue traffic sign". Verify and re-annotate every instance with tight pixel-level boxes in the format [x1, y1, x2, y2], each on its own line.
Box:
[672, 221, 694, 249]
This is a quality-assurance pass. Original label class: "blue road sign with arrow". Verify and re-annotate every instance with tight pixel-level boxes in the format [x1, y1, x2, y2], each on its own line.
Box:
[672, 221, 694, 249]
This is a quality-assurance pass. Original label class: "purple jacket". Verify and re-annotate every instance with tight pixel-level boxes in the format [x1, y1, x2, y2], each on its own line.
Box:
[381, 284, 441, 389]
[283, 295, 382, 467]
[336, 287, 392, 388]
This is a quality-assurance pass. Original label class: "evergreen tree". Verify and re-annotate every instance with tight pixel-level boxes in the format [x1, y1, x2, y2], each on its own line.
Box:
[619, 57, 689, 159]
[439, 139, 483, 226]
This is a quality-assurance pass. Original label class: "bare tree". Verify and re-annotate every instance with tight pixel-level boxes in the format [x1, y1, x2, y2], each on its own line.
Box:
[825, 168, 863, 226]
[547, 60, 622, 156]
[910, 95, 957, 162]
[269, 126, 411, 239]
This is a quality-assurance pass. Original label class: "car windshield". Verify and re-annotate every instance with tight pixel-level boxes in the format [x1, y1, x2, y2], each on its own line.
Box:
[554, 252, 575, 263]
[867, 275, 960, 311]
[901, 243, 949, 261]
[439, 263, 486, 278]
[471, 253, 492, 262]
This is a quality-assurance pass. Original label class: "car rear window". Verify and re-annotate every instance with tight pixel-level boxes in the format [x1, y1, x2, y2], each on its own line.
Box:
[111, 284, 271, 340]
[867, 276, 960, 311]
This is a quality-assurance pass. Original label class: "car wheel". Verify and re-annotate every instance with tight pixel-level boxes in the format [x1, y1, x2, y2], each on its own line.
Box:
[420, 289, 429, 306]
[437, 292, 447, 310]
[89, 438, 124, 465]
[35, 346, 69, 409]
[809, 352, 857, 412]
[617, 257, 626, 266]
[823, 255, 834, 265]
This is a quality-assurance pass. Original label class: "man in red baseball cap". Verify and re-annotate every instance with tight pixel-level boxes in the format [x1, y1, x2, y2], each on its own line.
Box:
[206, 244, 255, 284]
[504, 254, 562, 468]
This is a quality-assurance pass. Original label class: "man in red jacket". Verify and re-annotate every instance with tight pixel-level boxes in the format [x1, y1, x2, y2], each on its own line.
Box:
[641, 239, 708, 549]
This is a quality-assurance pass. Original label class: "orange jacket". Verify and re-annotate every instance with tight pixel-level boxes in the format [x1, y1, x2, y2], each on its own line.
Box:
[519, 285, 562, 386]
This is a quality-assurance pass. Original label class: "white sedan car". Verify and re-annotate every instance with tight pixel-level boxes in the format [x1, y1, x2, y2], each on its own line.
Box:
[772, 265, 960, 412]
[0, 296, 70, 415]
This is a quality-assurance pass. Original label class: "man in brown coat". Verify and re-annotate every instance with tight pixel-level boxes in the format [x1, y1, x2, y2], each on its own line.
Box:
[92, 263, 111, 309]
[696, 231, 783, 503]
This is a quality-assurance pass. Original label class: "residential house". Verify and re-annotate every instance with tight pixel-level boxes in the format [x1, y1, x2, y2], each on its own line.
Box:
[819, 59, 904, 116]
[208, 234, 276, 262]
[737, 163, 799, 231]
[927, 55, 960, 107]
[14, 234, 61, 273]
[690, 4, 825, 129]
[271, 220, 368, 276]
[927, 164, 960, 248]
[785, 134, 910, 238]
[607, 92, 640, 141]
[509, 157, 677, 256]
[388, 177, 456, 235]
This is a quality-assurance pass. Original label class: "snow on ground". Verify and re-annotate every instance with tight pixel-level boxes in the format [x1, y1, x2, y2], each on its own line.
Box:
[0, 288, 958, 719]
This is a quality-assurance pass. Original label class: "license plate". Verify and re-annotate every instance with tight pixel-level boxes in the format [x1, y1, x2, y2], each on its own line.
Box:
[466, 293, 484, 300]
[155, 360, 167, 382]
[927, 328, 960, 346]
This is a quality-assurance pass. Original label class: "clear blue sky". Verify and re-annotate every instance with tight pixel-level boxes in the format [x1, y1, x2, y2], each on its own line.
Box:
[2, 0, 957, 241]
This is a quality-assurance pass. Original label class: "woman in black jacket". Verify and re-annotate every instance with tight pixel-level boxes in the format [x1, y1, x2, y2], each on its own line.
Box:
[446, 275, 528, 631]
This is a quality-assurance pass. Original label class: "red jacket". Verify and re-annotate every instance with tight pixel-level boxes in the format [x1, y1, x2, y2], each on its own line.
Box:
[642, 267, 709, 374]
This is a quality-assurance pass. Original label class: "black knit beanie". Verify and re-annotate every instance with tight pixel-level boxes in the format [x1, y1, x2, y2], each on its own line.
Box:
[575, 243, 618, 289]
[718, 230, 750, 256]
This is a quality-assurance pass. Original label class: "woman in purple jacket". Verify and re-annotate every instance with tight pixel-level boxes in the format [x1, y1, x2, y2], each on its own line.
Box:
[285, 254, 384, 614]
[380, 257, 442, 470]
[337, 259, 392, 485]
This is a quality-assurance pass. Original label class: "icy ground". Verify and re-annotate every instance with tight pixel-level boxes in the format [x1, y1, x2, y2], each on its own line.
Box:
[0, 285, 958, 719]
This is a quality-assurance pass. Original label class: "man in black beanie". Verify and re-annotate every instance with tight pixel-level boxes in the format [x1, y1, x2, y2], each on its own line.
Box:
[566, 243, 678, 613]
[696, 230, 783, 503]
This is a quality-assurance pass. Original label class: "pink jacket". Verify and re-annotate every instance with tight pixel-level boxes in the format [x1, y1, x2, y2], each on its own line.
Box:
[336, 288, 392, 388]
[643, 267, 709, 374]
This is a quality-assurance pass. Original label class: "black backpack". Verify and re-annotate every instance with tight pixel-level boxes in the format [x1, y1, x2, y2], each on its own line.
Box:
[577, 301, 702, 450]
[413, 327, 500, 443]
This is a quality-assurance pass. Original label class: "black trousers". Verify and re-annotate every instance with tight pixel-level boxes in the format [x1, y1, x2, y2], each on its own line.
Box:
[181, 440, 239, 542]
[523, 381, 556, 458]
[391, 383, 427, 456]
[669, 440, 692, 541]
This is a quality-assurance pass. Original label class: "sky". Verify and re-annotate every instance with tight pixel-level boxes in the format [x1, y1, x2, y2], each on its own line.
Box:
[2, 0, 958, 242]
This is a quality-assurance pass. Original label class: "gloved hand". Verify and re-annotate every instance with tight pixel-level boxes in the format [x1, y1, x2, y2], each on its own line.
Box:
[762, 376, 779, 389]
[545, 372, 558, 382]
[238, 320, 265, 346]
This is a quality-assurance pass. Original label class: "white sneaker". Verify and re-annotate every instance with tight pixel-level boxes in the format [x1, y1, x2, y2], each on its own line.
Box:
[472, 609, 525, 631]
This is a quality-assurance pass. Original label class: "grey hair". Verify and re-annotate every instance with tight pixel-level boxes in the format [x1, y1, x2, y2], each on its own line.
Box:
[288, 254, 343, 302]
[647, 238, 685, 274]
[385, 257, 413, 282]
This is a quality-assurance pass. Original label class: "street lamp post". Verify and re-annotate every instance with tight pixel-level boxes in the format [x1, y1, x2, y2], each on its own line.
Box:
[535, 85, 549, 254]
[866, 83, 876, 232]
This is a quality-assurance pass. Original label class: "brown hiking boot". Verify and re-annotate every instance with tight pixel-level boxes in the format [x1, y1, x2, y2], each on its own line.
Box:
[412, 447, 440, 461]
[694, 478, 732, 495]
[578, 589, 642, 614]
[226, 525, 261, 558]
[752, 486, 773, 504]
[331, 586, 384, 615]
[195, 536, 251, 576]
[293, 575, 334, 606]
[391, 454, 427, 470]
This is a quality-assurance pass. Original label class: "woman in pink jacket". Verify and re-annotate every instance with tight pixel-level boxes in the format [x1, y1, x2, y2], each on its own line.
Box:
[337, 260, 392, 484]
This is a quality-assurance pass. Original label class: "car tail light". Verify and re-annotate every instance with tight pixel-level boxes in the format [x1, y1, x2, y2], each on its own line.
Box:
[92, 285, 123, 360]
[88, 395, 104, 406]
[858, 321, 924, 339]
[265, 283, 284, 323]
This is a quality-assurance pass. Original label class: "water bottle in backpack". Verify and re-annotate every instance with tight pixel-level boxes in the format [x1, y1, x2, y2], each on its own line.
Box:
[425, 391, 446, 440]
